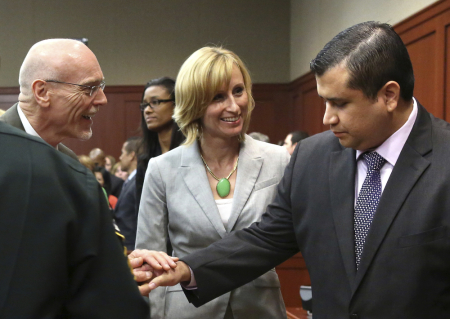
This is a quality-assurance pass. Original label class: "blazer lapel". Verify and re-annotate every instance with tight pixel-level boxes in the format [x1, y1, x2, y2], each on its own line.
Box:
[353, 103, 432, 292]
[1, 103, 25, 131]
[227, 138, 263, 232]
[329, 146, 358, 286]
[180, 142, 227, 237]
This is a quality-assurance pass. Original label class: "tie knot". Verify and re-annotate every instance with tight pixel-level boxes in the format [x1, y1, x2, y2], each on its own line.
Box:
[363, 152, 386, 171]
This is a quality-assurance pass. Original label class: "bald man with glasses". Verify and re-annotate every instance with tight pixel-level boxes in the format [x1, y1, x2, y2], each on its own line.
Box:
[1, 38, 107, 160]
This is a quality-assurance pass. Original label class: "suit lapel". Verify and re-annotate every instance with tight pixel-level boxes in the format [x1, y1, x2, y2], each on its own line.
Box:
[227, 138, 263, 232]
[1, 103, 25, 131]
[353, 102, 432, 292]
[180, 142, 227, 237]
[329, 146, 358, 286]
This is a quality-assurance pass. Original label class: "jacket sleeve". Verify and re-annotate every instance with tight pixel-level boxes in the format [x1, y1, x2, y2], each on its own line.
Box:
[135, 157, 169, 319]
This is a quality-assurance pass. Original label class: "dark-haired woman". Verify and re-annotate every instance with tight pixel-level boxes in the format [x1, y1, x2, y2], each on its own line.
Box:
[136, 77, 185, 206]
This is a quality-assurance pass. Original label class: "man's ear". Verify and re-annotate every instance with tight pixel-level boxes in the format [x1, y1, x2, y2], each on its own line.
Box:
[31, 79, 51, 107]
[380, 81, 401, 113]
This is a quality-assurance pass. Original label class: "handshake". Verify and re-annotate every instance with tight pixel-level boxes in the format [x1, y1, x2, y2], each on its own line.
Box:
[128, 249, 193, 295]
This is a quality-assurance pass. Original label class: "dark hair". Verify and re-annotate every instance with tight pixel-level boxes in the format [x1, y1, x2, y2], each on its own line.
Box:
[310, 21, 414, 101]
[124, 136, 143, 155]
[137, 77, 185, 204]
[290, 131, 309, 144]
[139, 77, 184, 164]
[93, 165, 112, 196]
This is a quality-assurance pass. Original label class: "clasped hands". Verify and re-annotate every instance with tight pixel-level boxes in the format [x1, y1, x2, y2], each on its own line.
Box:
[129, 249, 192, 295]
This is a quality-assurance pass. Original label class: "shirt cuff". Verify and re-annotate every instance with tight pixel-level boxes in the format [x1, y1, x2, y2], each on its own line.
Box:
[181, 266, 197, 290]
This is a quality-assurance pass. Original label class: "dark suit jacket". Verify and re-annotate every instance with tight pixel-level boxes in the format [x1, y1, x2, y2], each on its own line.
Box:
[0, 122, 148, 318]
[0, 103, 78, 161]
[115, 175, 138, 250]
[181, 102, 450, 318]
[110, 172, 124, 198]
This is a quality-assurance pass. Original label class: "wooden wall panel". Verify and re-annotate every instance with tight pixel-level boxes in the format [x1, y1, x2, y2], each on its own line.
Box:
[444, 13, 450, 121]
[400, 15, 444, 118]
[301, 87, 326, 136]
[396, 1, 450, 121]
[251, 84, 293, 144]
[290, 73, 325, 137]
[276, 253, 311, 308]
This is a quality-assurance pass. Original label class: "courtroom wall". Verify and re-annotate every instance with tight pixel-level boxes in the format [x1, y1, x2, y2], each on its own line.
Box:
[290, 0, 439, 80]
[0, 0, 290, 86]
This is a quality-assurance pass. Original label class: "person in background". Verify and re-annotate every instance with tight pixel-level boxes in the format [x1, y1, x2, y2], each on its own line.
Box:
[115, 137, 142, 252]
[78, 154, 95, 172]
[135, 46, 289, 319]
[105, 154, 116, 172]
[90, 147, 124, 197]
[136, 77, 185, 205]
[248, 132, 270, 143]
[113, 161, 129, 181]
[283, 130, 309, 155]
[94, 165, 118, 209]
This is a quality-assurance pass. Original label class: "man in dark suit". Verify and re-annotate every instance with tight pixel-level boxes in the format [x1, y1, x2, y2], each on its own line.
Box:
[0, 121, 148, 318]
[0, 38, 107, 161]
[115, 137, 141, 251]
[136, 21, 450, 318]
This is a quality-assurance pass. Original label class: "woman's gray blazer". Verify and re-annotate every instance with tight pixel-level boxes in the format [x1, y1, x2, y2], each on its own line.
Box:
[136, 135, 290, 319]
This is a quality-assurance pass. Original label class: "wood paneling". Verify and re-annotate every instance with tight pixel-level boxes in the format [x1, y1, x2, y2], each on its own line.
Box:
[276, 253, 311, 308]
[290, 73, 325, 137]
[251, 84, 293, 144]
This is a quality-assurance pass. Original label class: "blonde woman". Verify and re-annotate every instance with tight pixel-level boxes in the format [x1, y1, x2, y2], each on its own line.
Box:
[136, 47, 289, 319]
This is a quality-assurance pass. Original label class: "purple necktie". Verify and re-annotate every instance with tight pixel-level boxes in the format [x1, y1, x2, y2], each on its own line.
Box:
[354, 152, 386, 268]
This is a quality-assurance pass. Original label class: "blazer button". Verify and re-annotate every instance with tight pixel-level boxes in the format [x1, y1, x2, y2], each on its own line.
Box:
[350, 314, 359, 319]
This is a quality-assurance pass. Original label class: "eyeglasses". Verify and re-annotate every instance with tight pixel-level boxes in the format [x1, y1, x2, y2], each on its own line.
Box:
[45, 80, 106, 97]
[139, 98, 175, 111]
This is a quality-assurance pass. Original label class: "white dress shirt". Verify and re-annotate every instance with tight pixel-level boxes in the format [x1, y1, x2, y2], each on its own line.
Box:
[355, 98, 418, 202]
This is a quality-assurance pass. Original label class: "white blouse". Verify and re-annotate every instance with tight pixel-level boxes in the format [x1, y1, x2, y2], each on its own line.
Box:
[215, 198, 233, 228]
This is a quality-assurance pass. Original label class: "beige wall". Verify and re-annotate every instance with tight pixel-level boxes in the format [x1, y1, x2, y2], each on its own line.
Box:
[290, 0, 439, 80]
[0, 0, 290, 86]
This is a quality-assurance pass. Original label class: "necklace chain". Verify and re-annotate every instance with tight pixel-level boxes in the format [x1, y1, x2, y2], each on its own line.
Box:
[200, 154, 239, 181]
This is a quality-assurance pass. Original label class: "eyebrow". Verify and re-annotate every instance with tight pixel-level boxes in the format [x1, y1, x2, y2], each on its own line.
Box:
[80, 78, 105, 86]
[318, 95, 347, 102]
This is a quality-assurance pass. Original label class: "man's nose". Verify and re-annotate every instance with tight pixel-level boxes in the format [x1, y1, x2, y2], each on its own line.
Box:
[323, 104, 338, 126]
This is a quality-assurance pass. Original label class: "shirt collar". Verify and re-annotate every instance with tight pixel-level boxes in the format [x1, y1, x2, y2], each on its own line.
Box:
[17, 104, 40, 138]
[127, 169, 137, 181]
[17, 104, 59, 150]
[356, 97, 418, 166]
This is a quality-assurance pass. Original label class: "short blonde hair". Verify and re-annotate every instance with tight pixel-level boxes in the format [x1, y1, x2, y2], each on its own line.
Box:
[173, 47, 255, 145]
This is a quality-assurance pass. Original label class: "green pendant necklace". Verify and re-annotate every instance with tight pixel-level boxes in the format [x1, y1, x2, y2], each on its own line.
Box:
[200, 154, 239, 198]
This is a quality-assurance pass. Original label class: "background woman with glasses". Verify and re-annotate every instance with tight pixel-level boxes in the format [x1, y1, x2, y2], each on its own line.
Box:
[136, 77, 185, 206]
